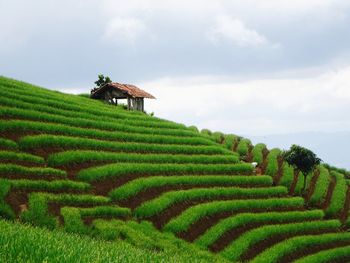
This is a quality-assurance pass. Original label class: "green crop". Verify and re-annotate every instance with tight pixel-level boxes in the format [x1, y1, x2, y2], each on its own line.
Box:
[163, 197, 305, 233]
[279, 162, 294, 189]
[77, 162, 253, 182]
[0, 179, 15, 219]
[325, 171, 347, 217]
[0, 164, 66, 179]
[0, 151, 44, 164]
[308, 165, 330, 207]
[195, 210, 324, 248]
[220, 220, 341, 261]
[294, 245, 350, 263]
[135, 186, 288, 218]
[251, 232, 350, 263]
[265, 148, 281, 177]
[9, 179, 90, 192]
[252, 143, 266, 164]
[109, 175, 273, 201]
[236, 138, 251, 156]
[47, 150, 238, 167]
[0, 138, 18, 151]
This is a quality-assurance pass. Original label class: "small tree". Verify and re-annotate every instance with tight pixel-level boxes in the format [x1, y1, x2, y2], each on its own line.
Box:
[94, 74, 112, 88]
[283, 145, 321, 194]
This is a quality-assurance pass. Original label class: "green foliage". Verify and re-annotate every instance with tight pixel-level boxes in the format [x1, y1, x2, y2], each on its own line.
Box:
[164, 197, 304, 233]
[0, 151, 44, 164]
[251, 232, 350, 263]
[135, 186, 288, 218]
[0, 179, 15, 219]
[220, 220, 341, 261]
[93, 74, 112, 88]
[283, 144, 321, 193]
[20, 135, 231, 155]
[252, 143, 266, 164]
[195, 210, 324, 249]
[109, 175, 273, 201]
[293, 246, 350, 263]
[0, 164, 66, 179]
[0, 219, 204, 262]
[279, 162, 294, 189]
[0, 138, 18, 151]
[77, 162, 253, 182]
[265, 148, 281, 177]
[308, 165, 330, 207]
[48, 150, 238, 167]
[10, 179, 90, 192]
[1, 120, 214, 146]
[325, 171, 347, 217]
[236, 138, 251, 156]
[223, 134, 238, 151]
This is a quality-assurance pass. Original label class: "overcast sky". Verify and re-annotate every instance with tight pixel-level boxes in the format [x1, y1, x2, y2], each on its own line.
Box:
[1, 0, 350, 167]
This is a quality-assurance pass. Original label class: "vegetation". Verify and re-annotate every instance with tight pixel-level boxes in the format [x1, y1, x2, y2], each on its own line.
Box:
[283, 144, 322, 193]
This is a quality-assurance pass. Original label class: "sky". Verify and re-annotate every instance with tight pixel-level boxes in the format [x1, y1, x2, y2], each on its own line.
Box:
[1, 0, 350, 168]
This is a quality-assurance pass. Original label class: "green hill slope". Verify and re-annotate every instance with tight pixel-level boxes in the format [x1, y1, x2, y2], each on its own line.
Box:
[0, 76, 349, 262]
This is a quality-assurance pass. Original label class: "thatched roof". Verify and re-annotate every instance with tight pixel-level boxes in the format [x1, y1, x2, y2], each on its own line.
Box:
[91, 82, 155, 99]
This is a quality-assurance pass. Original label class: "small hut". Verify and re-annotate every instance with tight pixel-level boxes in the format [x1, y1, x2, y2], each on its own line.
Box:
[90, 82, 155, 111]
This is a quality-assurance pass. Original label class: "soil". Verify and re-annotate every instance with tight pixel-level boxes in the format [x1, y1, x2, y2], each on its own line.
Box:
[176, 206, 304, 243]
[322, 175, 336, 210]
[0, 160, 44, 167]
[277, 238, 350, 263]
[305, 170, 321, 203]
[241, 228, 338, 262]
[0, 131, 39, 142]
[340, 186, 350, 222]
[273, 156, 284, 185]
[260, 148, 269, 174]
[288, 169, 300, 195]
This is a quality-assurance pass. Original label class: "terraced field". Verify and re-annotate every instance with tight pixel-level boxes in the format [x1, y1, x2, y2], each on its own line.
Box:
[0, 76, 349, 262]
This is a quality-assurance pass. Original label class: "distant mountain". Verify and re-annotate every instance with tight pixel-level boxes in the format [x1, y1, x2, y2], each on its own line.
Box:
[249, 131, 350, 170]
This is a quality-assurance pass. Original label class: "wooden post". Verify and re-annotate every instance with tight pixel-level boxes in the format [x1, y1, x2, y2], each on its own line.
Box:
[141, 98, 144, 112]
[127, 98, 131, 110]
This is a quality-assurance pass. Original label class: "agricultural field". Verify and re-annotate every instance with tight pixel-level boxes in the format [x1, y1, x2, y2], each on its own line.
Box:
[0, 76, 349, 262]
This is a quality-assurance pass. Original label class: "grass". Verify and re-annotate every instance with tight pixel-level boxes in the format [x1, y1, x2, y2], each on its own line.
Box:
[9, 179, 90, 192]
[195, 210, 325, 249]
[279, 162, 294, 189]
[0, 179, 15, 219]
[109, 175, 273, 201]
[77, 162, 253, 182]
[236, 138, 251, 156]
[265, 148, 281, 177]
[163, 197, 305, 233]
[20, 134, 232, 155]
[220, 220, 341, 261]
[0, 219, 212, 263]
[47, 150, 238, 167]
[0, 138, 18, 151]
[308, 165, 330, 207]
[0, 164, 66, 179]
[252, 143, 266, 164]
[0, 151, 44, 164]
[1, 119, 214, 146]
[325, 171, 347, 217]
[223, 134, 238, 150]
[251, 232, 350, 263]
[135, 186, 288, 218]
[294, 245, 350, 263]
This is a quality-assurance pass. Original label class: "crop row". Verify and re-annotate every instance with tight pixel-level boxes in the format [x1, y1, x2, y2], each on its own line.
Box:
[1, 120, 214, 146]
[109, 175, 273, 201]
[252, 143, 266, 164]
[325, 171, 347, 217]
[61, 206, 131, 234]
[308, 165, 330, 207]
[279, 162, 294, 189]
[22, 193, 110, 229]
[77, 163, 254, 182]
[19, 135, 232, 155]
[47, 151, 238, 168]
[220, 219, 341, 261]
[0, 180, 14, 219]
[0, 164, 66, 179]
[163, 197, 305, 233]
[236, 138, 251, 156]
[251, 232, 350, 263]
[0, 138, 18, 151]
[134, 186, 288, 218]
[265, 148, 281, 177]
[0, 151, 44, 164]
[195, 210, 325, 248]
[0, 105, 198, 138]
[0, 88, 186, 130]
[294, 245, 350, 263]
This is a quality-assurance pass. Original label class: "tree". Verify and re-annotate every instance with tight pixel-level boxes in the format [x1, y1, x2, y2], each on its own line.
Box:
[283, 145, 321, 194]
[94, 74, 112, 88]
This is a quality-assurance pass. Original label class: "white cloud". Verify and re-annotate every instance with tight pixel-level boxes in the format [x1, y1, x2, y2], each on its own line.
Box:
[207, 15, 268, 47]
[141, 65, 350, 136]
[103, 17, 147, 44]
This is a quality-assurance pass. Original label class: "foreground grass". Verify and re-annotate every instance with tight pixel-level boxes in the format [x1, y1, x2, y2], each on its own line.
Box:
[0, 219, 218, 263]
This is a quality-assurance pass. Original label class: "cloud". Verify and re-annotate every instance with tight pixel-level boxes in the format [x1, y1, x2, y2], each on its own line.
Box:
[207, 15, 268, 47]
[103, 17, 147, 44]
[141, 65, 350, 136]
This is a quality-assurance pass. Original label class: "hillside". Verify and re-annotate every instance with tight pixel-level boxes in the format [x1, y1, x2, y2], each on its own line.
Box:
[0, 76, 349, 263]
